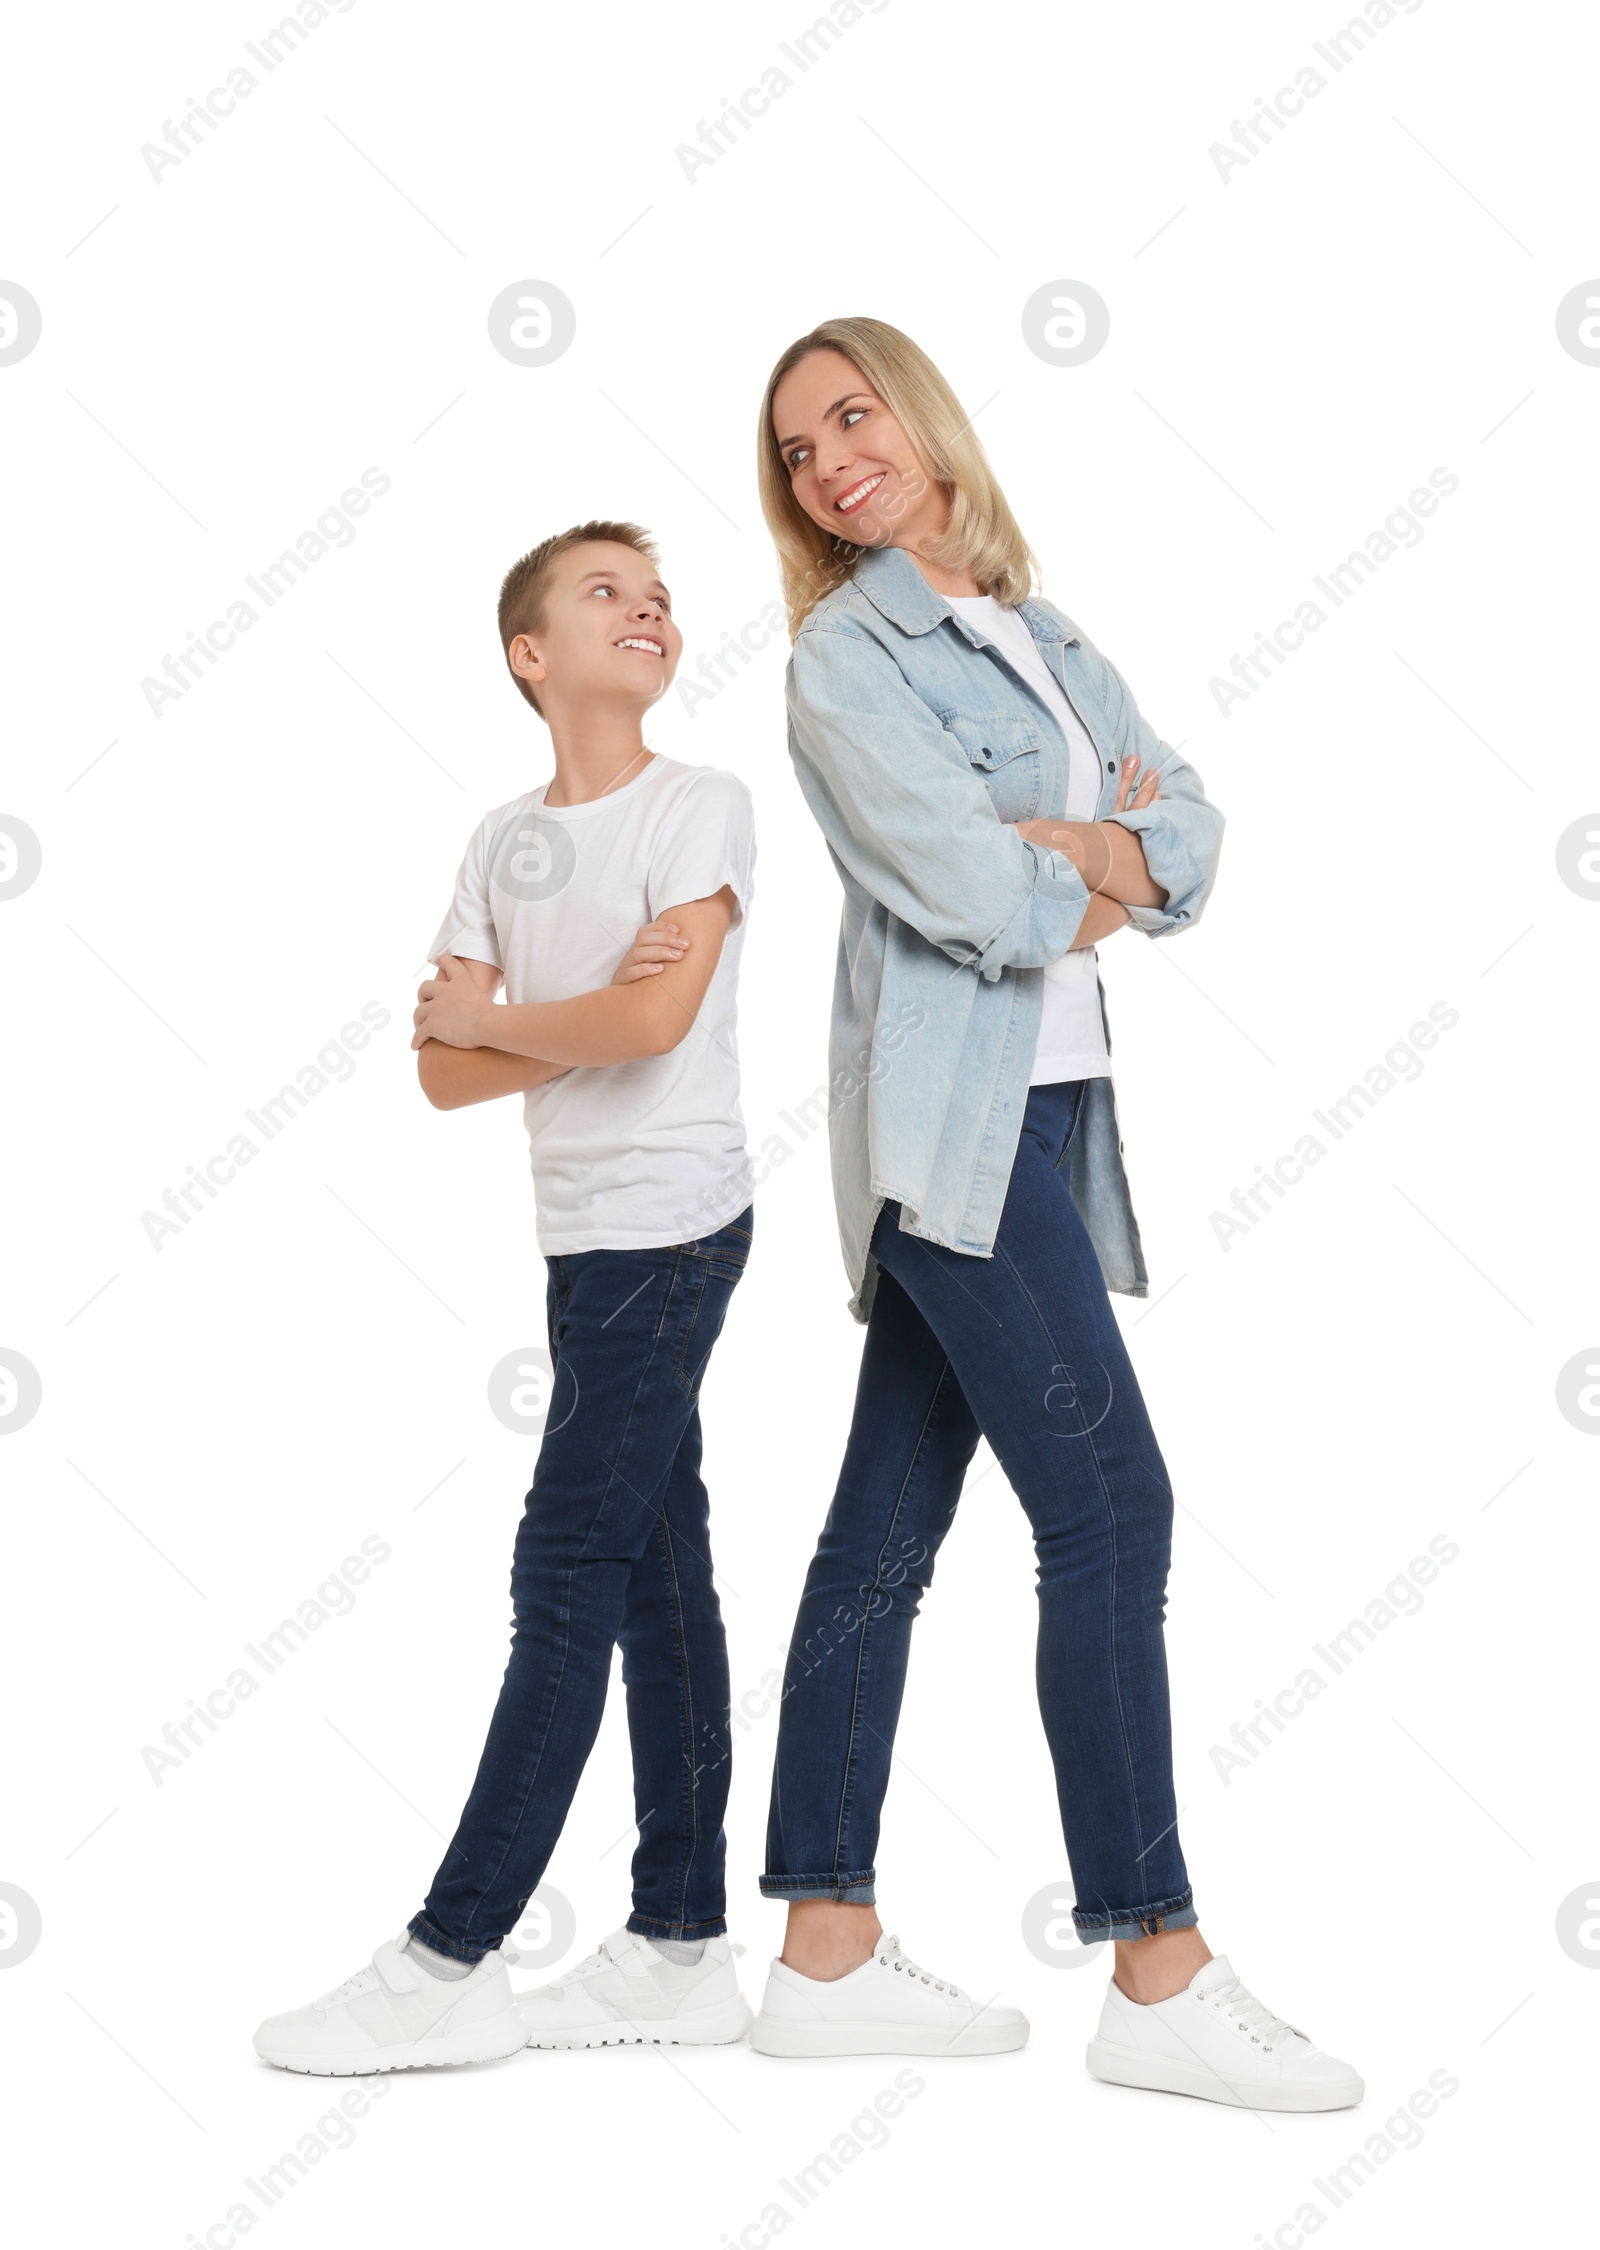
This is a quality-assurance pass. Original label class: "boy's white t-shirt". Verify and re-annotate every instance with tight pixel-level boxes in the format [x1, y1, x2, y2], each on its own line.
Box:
[429, 754, 756, 1256]
[948, 594, 1112, 1086]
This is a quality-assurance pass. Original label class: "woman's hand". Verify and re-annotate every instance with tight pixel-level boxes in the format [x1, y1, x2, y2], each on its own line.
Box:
[1113, 751, 1161, 815]
[612, 919, 690, 985]
[1013, 753, 1168, 911]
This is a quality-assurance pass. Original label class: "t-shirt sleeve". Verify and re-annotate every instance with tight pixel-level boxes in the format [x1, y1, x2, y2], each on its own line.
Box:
[427, 815, 503, 969]
[646, 771, 757, 929]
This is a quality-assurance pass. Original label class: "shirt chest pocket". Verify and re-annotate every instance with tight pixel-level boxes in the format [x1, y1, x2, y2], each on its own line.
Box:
[943, 710, 1045, 820]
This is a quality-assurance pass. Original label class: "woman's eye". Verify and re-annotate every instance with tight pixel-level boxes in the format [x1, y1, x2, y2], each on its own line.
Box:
[841, 408, 867, 430]
[787, 446, 810, 472]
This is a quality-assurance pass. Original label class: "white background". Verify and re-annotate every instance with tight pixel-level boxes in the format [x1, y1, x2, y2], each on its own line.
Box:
[2, 1, 1596, 2243]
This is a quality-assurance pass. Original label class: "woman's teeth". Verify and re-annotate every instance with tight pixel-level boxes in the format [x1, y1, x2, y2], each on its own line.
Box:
[834, 474, 885, 513]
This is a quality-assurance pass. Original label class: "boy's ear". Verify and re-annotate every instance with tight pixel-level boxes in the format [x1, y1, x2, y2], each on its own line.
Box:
[509, 631, 545, 687]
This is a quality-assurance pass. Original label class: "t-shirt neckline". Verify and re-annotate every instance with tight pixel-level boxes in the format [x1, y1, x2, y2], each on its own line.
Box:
[534, 751, 675, 821]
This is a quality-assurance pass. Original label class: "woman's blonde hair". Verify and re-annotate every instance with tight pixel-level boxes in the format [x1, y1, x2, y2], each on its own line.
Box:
[757, 316, 1037, 636]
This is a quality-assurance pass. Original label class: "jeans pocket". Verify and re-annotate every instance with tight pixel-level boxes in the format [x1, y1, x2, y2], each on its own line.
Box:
[1053, 1081, 1087, 1170]
[673, 1262, 740, 1402]
[685, 1207, 754, 1285]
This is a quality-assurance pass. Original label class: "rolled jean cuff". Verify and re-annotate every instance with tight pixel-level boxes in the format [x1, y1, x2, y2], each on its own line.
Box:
[1073, 1891, 1197, 1943]
[626, 1911, 728, 1940]
[759, 1870, 877, 1905]
[405, 1913, 490, 1968]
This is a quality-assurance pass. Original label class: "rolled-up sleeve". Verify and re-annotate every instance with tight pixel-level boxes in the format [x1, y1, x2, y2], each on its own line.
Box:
[788, 622, 1090, 980]
[1088, 645, 1225, 937]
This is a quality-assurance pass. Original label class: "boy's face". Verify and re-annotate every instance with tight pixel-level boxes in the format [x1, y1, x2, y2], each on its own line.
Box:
[511, 540, 682, 714]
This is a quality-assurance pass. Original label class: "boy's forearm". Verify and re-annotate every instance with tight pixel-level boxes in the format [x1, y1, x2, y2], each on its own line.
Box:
[475, 982, 682, 1067]
[418, 1040, 571, 1110]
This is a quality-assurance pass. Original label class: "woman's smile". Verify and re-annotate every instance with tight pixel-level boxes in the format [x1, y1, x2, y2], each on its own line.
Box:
[831, 471, 886, 515]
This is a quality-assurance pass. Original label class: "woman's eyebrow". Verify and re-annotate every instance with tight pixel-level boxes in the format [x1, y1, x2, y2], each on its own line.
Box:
[776, 393, 872, 451]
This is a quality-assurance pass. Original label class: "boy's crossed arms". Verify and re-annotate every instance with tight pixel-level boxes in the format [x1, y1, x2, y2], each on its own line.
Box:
[412, 888, 736, 1111]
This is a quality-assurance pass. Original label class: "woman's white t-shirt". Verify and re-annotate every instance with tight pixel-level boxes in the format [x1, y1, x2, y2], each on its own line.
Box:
[429, 754, 756, 1255]
[948, 595, 1112, 1086]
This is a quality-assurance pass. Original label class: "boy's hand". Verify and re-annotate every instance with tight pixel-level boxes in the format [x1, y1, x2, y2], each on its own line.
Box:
[612, 918, 690, 986]
[411, 954, 491, 1050]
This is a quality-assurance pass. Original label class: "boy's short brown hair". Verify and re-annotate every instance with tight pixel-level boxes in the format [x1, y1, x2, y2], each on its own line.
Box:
[497, 520, 660, 714]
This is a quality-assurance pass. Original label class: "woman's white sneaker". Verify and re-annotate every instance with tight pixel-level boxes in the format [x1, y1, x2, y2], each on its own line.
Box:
[750, 1932, 1029, 2058]
[1086, 1954, 1363, 2111]
[517, 1927, 754, 2048]
[252, 1932, 529, 2075]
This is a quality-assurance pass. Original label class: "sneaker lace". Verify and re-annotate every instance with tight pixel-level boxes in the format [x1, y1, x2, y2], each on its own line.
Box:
[549, 1932, 645, 1987]
[880, 1935, 962, 1999]
[317, 1965, 378, 2006]
[1205, 1969, 1299, 2051]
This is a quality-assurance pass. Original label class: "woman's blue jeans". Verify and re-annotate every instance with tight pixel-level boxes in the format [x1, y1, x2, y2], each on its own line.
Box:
[761, 1085, 1195, 1942]
[411, 1210, 752, 1964]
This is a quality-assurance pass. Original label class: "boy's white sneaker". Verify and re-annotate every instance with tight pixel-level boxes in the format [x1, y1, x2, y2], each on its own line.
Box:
[516, 1927, 754, 2048]
[749, 1931, 1029, 2058]
[1086, 1954, 1363, 2111]
[252, 1931, 529, 2075]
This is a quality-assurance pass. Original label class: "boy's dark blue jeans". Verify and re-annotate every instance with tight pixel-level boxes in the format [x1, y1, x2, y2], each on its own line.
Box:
[411, 1208, 752, 1965]
[761, 1081, 1196, 1944]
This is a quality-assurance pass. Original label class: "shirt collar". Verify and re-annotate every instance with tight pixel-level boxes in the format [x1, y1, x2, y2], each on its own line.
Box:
[850, 544, 1074, 644]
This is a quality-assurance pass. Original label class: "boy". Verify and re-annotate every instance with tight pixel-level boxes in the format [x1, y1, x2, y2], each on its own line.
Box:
[254, 522, 757, 2071]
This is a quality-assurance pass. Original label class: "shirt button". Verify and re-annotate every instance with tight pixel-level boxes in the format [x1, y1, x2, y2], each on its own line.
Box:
[1105, 760, 1115, 772]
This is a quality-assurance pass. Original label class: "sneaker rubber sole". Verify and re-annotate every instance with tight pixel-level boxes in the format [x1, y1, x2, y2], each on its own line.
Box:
[255, 2004, 531, 2077]
[1085, 2035, 1364, 2111]
[750, 2012, 1029, 2058]
[520, 1992, 754, 2049]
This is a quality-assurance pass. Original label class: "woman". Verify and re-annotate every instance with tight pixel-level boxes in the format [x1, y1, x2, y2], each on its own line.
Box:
[745, 318, 1361, 2111]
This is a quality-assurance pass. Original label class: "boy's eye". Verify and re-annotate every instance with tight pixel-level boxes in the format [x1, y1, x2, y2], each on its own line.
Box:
[592, 583, 616, 597]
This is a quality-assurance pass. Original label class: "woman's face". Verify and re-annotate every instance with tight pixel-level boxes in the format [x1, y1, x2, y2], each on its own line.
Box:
[772, 348, 948, 553]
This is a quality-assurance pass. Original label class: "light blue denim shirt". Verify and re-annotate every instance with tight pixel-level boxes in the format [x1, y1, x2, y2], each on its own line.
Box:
[786, 543, 1225, 1321]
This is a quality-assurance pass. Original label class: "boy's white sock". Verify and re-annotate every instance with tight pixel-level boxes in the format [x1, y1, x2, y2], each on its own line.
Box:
[407, 1933, 475, 1981]
[652, 1937, 708, 1964]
